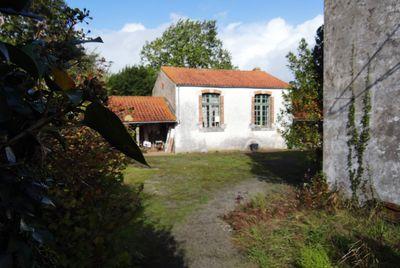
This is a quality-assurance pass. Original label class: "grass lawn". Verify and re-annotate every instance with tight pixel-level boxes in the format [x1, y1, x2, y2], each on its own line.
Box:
[124, 150, 311, 228]
[123, 150, 399, 267]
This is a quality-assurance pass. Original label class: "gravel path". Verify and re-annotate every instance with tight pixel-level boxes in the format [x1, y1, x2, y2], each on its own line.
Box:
[172, 178, 273, 268]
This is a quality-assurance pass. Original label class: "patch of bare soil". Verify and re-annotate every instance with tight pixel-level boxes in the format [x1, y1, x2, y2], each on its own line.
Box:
[171, 178, 281, 268]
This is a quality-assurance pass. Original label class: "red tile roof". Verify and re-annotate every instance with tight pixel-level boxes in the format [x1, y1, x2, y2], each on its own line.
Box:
[161, 66, 289, 89]
[108, 96, 176, 123]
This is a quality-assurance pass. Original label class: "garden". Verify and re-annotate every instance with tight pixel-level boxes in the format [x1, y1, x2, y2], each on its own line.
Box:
[124, 152, 400, 267]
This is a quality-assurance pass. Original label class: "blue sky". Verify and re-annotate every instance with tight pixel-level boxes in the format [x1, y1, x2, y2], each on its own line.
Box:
[66, 0, 323, 31]
[66, 0, 324, 80]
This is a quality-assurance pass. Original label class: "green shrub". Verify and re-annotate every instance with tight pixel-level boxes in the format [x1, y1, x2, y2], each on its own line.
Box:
[298, 244, 332, 268]
[40, 127, 143, 267]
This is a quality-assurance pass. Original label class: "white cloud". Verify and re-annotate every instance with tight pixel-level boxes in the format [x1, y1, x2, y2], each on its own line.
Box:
[220, 15, 324, 81]
[85, 14, 323, 80]
[84, 23, 168, 72]
[120, 23, 146, 33]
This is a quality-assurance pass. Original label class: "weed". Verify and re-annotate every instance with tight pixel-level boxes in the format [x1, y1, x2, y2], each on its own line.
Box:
[250, 193, 268, 210]
[298, 244, 333, 268]
[225, 188, 400, 267]
[248, 246, 270, 268]
[298, 172, 341, 211]
[339, 239, 378, 267]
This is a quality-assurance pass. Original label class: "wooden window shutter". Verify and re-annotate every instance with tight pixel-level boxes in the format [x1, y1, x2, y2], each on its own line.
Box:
[269, 96, 275, 128]
[199, 95, 203, 125]
[220, 95, 224, 125]
[251, 96, 255, 124]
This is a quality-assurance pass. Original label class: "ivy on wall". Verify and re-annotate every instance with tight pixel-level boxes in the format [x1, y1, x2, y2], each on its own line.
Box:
[346, 47, 372, 202]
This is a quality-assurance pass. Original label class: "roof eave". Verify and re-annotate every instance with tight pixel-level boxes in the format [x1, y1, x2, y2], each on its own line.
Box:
[176, 83, 289, 89]
[123, 120, 177, 125]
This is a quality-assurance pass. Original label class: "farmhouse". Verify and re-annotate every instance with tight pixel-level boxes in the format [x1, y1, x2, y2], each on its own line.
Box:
[109, 66, 289, 153]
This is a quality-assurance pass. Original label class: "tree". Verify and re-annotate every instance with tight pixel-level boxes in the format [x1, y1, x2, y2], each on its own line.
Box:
[107, 65, 157, 96]
[140, 19, 234, 69]
[0, 0, 89, 41]
[280, 25, 324, 166]
[0, 1, 146, 265]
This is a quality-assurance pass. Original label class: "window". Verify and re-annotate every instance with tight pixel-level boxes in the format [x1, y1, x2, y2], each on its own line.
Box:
[202, 93, 220, 128]
[254, 94, 270, 127]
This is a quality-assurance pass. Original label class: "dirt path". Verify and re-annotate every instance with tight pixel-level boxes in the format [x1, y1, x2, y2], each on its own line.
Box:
[172, 178, 274, 268]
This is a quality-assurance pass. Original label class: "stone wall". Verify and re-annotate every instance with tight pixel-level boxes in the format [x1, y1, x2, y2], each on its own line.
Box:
[324, 0, 400, 204]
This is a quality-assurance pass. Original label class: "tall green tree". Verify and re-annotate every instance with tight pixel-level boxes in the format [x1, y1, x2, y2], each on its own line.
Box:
[280, 25, 324, 166]
[140, 19, 234, 69]
[107, 65, 156, 96]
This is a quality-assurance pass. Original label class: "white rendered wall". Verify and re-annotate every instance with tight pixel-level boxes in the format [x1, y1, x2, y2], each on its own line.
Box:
[174, 86, 287, 153]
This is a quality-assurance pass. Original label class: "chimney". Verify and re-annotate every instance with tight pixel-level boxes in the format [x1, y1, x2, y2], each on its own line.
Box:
[252, 67, 261, 71]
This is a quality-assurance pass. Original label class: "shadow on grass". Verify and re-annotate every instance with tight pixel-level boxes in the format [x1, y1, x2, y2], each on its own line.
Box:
[332, 235, 400, 266]
[109, 192, 186, 268]
[113, 221, 186, 268]
[246, 150, 317, 185]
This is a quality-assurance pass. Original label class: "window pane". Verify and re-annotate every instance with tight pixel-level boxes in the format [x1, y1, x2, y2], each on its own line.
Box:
[202, 93, 220, 128]
[254, 94, 269, 127]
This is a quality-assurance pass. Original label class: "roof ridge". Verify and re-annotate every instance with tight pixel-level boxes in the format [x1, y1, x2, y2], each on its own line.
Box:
[160, 66, 289, 89]
[161, 66, 266, 73]
[109, 95, 164, 98]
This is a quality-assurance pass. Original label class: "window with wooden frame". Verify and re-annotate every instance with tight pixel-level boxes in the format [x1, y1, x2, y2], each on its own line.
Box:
[254, 94, 270, 127]
[202, 93, 221, 128]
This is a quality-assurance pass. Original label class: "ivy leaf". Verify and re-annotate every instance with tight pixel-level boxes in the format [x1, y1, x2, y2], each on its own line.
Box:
[83, 102, 148, 166]
[0, 43, 10, 61]
[0, 0, 32, 12]
[44, 75, 62, 91]
[0, 0, 43, 20]
[1, 42, 40, 78]
[65, 89, 83, 106]
[5, 146, 16, 163]
[20, 42, 49, 77]
[71, 37, 103, 45]
[1, 86, 33, 116]
[32, 229, 53, 244]
[51, 68, 76, 90]
[20, 219, 34, 232]
[41, 196, 55, 207]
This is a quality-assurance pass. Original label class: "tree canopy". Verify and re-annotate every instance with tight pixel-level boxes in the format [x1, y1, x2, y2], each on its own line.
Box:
[140, 19, 234, 70]
[107, 65, 157, 96]
[280, 25, 324, 166]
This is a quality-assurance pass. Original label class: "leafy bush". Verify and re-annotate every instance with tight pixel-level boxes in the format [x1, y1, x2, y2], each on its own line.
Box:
[298, 172, 340, 211]
[39, 126, 143, 267]
[0, 1, 146, 266]
[298, 244, 332, 268]
[280, 26, 324, 167]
